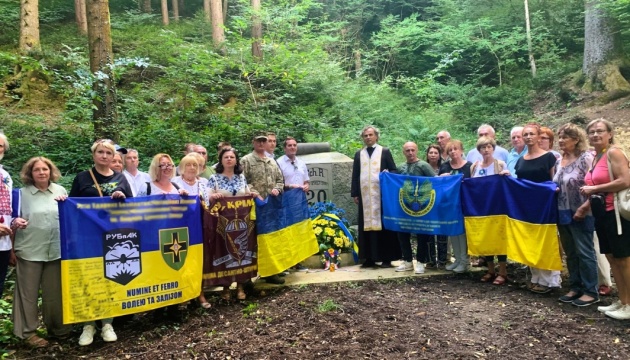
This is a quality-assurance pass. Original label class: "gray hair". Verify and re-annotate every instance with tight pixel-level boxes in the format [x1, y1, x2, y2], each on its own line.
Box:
[361, 125, 380, 138]
[478, 124, 495, 135]
[510, 126, 524, 137]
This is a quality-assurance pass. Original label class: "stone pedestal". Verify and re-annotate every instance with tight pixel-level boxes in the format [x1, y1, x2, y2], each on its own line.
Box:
[298, 152, 357, 225]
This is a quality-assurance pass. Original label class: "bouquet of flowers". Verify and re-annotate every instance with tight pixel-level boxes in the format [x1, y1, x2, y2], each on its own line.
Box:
[310, 202, 356, 269]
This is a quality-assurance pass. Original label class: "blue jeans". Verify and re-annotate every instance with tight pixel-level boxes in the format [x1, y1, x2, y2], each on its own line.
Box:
[558, 224, 598, 298]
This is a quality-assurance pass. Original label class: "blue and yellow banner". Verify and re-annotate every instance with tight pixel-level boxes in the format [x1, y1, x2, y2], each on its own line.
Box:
[59, 195, 203, 324]
[461, 176, 561, 270]
[256, 189, 319, 276]
[380, 172, 464, 236]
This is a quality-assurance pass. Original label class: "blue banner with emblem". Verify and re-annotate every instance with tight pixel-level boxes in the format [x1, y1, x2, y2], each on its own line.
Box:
[59, 195, 203, 324]
[380, 172, 464, 236]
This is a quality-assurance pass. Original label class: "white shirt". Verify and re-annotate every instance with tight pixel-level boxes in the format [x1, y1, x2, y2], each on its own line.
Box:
[277, 155, 310, 186]
[123, 169, 152, 197]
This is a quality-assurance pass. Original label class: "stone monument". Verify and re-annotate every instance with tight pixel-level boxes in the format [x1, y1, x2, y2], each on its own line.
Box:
[297, 143, 357, 225]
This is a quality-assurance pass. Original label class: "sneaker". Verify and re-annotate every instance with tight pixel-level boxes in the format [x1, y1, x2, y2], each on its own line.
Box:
[415, 263, 425, 274]
[598, 300, 623, 313]
[445, 261, 459, 271]
[101, 324, 117, 342]
[453, 262, 469, 273]
[78, 325, 96, 346]
[395, 261, 413, 272]
[605, 304, 630, 320]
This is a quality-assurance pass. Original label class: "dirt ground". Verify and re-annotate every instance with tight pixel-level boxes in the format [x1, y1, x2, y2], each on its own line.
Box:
[8, 265, 630, 360]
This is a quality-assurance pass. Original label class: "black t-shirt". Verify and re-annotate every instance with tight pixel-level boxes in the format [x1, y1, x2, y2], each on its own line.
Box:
[438, 161, 472, 179]
[514, 152, 557, 183]
[69, 167, 134, 198]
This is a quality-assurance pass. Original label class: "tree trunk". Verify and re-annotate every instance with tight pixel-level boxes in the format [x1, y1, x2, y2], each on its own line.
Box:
[179, 0, 184, 14]
[222, 0, 228, 22]
[142, 0, 152, 13]
[19, 0, 40, 53]
[86, 0, 118, 142]
[582, 0, 630, 92]
[354, 50, 361, 77]
[203, 0, 210, 21]
[171, 0, 179, 22]
[161, 0, 169, 25]
[251, 0, 262, 58]
[524, 0, 536, 78]
[210, 0, 225, 46]
[75, 0, 88, 35]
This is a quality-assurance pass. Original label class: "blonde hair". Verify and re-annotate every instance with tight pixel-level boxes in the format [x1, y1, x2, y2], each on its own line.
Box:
[558, 123, 588, 155]
[586, 118, 615, 144]
[445, 139, 464, 153]
[178, 154, 201, 175]
[476, 136, 496, 151]
[148, 153, 175, 181]
[91, 139, 116, 154]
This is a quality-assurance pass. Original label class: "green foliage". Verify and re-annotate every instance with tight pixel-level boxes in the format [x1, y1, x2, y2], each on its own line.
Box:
[241, 302, 259, 317]
[316, 299, 343, 313]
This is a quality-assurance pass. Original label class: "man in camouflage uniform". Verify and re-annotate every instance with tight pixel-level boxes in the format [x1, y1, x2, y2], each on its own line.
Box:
[241, 133, 285, 284]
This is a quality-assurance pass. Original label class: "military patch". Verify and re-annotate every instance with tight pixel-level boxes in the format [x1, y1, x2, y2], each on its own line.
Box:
[160, 227, 189, 270]
[399, 179, 435, 217]
[103, 228, 141, 285]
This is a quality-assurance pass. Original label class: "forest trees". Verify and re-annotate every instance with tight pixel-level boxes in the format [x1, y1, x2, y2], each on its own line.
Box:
[75, 0, 88, 35]
[19, 0, 40, 53]
[86, 0, 119, 141]
[211, 0, 225, 47]
[582, 0, 630, 93]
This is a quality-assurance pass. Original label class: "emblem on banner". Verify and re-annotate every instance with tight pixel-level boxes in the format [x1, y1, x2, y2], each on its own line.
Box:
[399, 179, 435, 216]
[103, 228, 142, 285]
[160, 227, 189, 270]
[216, 213, 255, 267]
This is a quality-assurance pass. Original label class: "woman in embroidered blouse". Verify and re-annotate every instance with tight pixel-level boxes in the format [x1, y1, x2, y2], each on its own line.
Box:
[439, 140, 472, 273]
[69, 139, 133, 346]
[138, 154, 189, 196]
[513, 123, 560, 294]
[204, 148, 258, 302]
[471, 136, 509, 285]
[581, 119, 630, 319]
[553, 123, 599, 306]
[11, 157, 71, 348]
[172, 154, 208, 199]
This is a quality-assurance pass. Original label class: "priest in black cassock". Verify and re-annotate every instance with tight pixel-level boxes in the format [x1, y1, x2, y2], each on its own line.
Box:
[350, 125, 401, 268]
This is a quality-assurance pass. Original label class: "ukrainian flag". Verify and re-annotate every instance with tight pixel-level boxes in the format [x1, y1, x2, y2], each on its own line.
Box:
[256, 189, 319, 276]
[461, 176, 562, 271]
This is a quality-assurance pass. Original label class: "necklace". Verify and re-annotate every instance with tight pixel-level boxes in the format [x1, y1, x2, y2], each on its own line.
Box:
[590, 148, 606, 173]
[183, 177, 197, 185]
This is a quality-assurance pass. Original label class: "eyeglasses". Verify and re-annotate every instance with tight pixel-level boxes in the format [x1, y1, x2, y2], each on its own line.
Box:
[159, 164, 174, 169]
[588, 129, 608, 136]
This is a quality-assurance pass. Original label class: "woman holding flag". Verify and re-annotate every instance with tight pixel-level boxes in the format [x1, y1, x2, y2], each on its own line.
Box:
[439, 140, 472, 273]
[513, 123, 560, 294]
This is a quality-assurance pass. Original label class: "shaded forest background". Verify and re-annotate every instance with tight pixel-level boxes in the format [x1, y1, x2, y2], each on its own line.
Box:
[1, 0, 630, 188]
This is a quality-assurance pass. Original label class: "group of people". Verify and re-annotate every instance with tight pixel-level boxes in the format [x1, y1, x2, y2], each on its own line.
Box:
[352, 120, 630, 318]
[0, 131, 312, 348]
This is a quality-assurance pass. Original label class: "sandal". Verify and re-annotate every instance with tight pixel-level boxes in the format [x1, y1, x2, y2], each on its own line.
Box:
[26, 335, 48, 348]
[492, 274, 508, 285]
[480, 272, 496, 282]
[199, 301, 212, 309]
[530, 284, 552, 294]
[237, 285, 246, 300]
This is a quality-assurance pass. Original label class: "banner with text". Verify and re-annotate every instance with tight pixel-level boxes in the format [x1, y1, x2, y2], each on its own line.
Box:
[59, 195, 203, 324]
[202, 196, 257, 287]
[380, 172, 464, 236]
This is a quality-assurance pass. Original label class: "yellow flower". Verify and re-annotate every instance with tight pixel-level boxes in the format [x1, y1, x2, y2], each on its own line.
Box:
[325, 227, 336, 237]
[334, 237, 343, 247]
[314, 227, 323, 235]
[344, 238, 350, 248]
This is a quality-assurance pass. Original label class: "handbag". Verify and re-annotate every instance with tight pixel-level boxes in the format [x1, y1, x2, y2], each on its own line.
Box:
[606, 147, 630, 234]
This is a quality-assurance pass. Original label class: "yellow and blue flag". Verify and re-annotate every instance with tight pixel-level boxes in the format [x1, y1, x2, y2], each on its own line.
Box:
[59, 195, 203, 324]
[255, 189, 318, 276]
[380, 172, 464, 236]
[461, 176, 561, 270]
